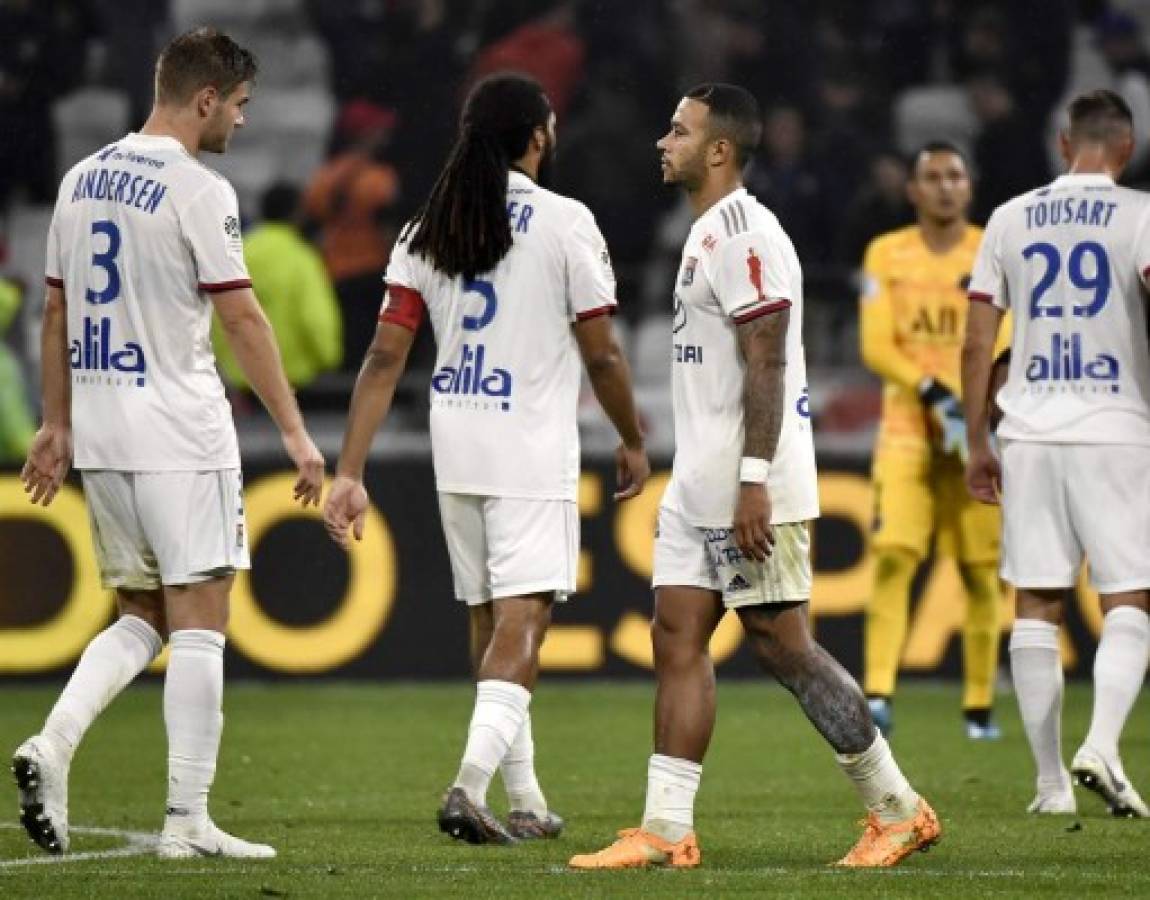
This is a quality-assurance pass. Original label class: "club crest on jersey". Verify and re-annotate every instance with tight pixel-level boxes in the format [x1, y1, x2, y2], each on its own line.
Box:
[431, 343, 513, 411]
[702, 233, 717, 253]
[681, 256, 698, 287]
[747, 248, 767, 301]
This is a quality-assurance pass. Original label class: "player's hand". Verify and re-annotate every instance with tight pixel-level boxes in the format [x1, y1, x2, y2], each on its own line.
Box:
[734, 482, 774, 562]
[614, 442, 650, 500]
[966, 442, 1002, 505]
[323, 475, 369, 549]
[921, 379, 969, 463]
[281, 427, 325, 507]
[20, 424, 72, 507]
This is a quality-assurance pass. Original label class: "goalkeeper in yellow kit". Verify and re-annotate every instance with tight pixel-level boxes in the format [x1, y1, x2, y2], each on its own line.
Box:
[860, 141, 1008, 740]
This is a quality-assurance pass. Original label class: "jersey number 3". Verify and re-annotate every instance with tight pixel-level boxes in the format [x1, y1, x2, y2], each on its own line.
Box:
[85, 220, 122, 305]
[1022, 240, 1109, 320]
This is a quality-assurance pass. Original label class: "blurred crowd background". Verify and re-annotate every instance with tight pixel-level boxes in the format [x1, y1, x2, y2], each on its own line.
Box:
[3, 0, 1150, 462]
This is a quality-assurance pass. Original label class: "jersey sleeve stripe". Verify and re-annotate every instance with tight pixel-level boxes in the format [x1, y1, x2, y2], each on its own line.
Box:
[575, 304, 616, 322]
[199, 278, 253, 293]
[45, 276, 64, 288]
[720, 206, 732, 237]
[734, 200, 748, 233]
[733, 298, 791, 323]
[968, 290, 995, 304]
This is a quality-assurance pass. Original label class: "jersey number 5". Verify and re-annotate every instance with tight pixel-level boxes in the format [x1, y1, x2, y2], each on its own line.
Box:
[85, 220, 122, 305]
[1022, 240, 1110, 320]
[461, 278, 497, 331]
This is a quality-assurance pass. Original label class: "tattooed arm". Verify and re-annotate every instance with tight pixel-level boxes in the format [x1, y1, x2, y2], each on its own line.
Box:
[734, 307, 789, 561]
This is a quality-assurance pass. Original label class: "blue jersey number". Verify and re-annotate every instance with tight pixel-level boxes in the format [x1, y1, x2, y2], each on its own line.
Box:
[1023, 240, 1110, 320]
[462, 277, 497, 331]
[86, 220, 122, 305]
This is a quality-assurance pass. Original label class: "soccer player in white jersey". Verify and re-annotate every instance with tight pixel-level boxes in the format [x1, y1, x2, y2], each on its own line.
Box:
[963, 89, 1150, 818]
[322, 73, 649, 844]
[570, 84, 939, 871]
[13, 28, 325, 858]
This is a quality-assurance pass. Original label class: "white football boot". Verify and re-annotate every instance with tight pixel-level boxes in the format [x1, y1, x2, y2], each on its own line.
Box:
[158, 818, 277, 859]
[11, 735, 71, 854]
[1071, 746, 1150, 818]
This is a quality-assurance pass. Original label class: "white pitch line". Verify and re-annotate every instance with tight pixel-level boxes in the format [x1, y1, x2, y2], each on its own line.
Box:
[0, 822, 158, 868]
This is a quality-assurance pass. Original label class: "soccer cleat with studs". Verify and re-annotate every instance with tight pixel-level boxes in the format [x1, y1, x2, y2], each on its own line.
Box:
[11, 736, 70, 855]
[437, 787, 518, 845]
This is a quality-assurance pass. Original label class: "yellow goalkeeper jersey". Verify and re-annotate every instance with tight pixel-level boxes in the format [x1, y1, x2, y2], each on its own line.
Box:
[860, 224, 1009, 458]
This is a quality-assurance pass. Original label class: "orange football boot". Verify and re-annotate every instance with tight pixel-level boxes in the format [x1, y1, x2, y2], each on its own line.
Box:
[835, 798, 941, 867]
[568, 827, 701, 869]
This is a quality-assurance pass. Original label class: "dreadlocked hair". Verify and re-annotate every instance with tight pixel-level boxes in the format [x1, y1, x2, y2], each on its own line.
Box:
[407, 73, 551, 279]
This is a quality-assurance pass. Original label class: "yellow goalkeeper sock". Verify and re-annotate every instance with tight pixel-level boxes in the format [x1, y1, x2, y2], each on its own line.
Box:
[960, 563, 1003, 711]
[864, 548, 919, 698]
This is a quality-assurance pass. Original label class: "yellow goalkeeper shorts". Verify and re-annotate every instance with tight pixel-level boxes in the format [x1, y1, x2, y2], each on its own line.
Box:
[871, 449, 1001, 564]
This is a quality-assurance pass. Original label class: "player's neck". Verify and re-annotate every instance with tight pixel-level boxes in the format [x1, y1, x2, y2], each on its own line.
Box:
[688, 173, 742, 218]
[917, 218, 967, 255]
[139, 108, 202, 156]
[1067, 148, 1120, 179]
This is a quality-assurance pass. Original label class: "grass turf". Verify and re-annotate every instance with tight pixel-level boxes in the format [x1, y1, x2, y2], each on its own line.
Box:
[0, 680, 1147, 897]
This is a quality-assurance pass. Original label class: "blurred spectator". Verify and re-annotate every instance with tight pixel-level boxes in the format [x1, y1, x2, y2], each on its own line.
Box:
[470, 0, 585, 119]
[0, 0, 97, 205]
[304, 101, 401, 370]
[556, 62, 669, 323]
[0, 276, 34, 462]
[1096, 9, 1150, 179]
[835, 150, 914, 267]
[214, 183, 342, 392]
[745, 106, 829, 266]
[968, 73, 1051, 223]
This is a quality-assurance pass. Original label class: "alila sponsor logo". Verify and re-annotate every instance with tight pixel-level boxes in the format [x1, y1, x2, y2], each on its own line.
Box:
[431, 344, 513, 411]
[71, 316, 146, 386]
[1026, 332, 1119, 391]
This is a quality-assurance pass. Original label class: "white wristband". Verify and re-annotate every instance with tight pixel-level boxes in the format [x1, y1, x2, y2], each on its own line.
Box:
[739, 457, 770, 484]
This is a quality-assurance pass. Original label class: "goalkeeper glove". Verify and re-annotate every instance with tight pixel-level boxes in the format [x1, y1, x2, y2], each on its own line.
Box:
[919, 378, 968, 462]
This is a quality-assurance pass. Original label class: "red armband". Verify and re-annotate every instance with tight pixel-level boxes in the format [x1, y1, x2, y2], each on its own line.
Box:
[379, 285, 426, 332]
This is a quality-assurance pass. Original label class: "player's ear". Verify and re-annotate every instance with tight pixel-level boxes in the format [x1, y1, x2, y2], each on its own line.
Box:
[1057, 130, 1073, 167]
[196, 85, 220, 119]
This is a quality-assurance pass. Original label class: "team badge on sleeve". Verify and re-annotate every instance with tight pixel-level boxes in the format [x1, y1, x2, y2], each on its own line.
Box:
[746, 248, 767, 301]
[681, 256, 697, 287]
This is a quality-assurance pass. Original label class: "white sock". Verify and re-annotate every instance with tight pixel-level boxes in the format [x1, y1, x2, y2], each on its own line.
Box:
[1083, 607, 1150, 768]
[1010, 618, 1070, 793]
[164, 629, 225, 829]
[641, 754, 702, 842]
[836, 732, 919, 824]
[453, 680, 530, 807]
[42, 615, 163, 756]
[500, 713, 548, 815]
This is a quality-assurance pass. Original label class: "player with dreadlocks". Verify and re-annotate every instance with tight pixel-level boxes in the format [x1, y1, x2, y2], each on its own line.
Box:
[324, 73, 649, 844]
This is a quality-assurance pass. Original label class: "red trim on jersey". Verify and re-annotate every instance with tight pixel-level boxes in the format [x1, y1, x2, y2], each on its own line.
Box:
[575, 304, 616, 322]
[378, 285, 426, 332]
[45, 276, 64, 288]
[1142, 264, 1150, 282]
[199, 278, 252, 293]
[968, 291, 995, 304]
[733, 298, 791, 324]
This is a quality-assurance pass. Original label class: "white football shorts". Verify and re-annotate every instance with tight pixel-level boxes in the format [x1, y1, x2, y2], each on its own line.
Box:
[652, 502, 812, 607]
[999, 440, 1150, 593]
[436, 492, 578, 605]
[81, 469, 250, 590]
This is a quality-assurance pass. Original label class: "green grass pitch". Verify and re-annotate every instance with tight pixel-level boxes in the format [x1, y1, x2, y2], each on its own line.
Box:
[0, 681, 1147, 897]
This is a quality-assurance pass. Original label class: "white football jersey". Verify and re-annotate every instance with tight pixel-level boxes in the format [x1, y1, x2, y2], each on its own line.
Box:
[970, 173, 1150, 445]
[46, 133, 250, 470]
[383, 170, 616, 500]
[662, 187, 819, 527]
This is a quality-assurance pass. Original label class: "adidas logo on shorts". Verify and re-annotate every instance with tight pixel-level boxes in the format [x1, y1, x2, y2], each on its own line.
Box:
[726, 574, 751, 593]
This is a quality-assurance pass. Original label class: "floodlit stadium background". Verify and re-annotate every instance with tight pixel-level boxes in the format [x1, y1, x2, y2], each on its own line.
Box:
[2, 0, 1148, 678]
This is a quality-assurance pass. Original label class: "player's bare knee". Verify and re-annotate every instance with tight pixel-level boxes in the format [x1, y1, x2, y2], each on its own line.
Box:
[116, 589, 167, 636]
[1015, 588, 1065, 623]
